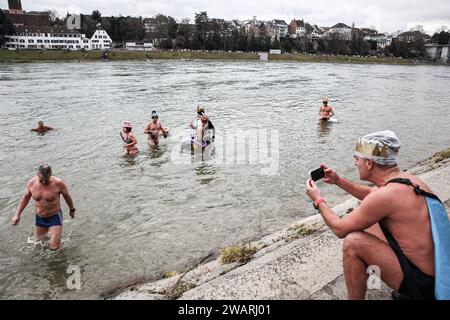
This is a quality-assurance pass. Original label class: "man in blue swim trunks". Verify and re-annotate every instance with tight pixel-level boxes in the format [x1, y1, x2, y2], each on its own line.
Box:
[11, 165, 76, 250]
[305, 131, 438, 300]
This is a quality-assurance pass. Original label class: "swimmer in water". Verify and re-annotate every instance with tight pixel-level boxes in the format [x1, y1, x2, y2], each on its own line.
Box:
[11, 164, 76, 251]
[120, 121, 139, 155]
[192, 111, 214, 153]
[319, 98, 335, 121]
[189, 106, 215, 141]
[144, 111, 169, 147]
[31, 120, 54, 133]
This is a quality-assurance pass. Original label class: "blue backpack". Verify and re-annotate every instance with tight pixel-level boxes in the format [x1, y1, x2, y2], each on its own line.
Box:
[383, 178, 450, 300]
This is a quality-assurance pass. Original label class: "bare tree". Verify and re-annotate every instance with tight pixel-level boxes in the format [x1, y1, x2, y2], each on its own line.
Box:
[410, 25, 425, 33]
[435, 25, 448, 34]
[46, 10, 58, 23]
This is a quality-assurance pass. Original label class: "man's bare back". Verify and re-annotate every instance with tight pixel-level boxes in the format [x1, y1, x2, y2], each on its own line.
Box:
[377, 172, 435, 276]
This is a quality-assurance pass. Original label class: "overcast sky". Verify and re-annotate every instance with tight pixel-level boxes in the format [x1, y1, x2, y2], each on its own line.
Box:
[2, 0, 450, 34]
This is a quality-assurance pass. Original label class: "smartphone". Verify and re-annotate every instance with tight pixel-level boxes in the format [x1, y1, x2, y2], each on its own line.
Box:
[310, 167, 325, 182]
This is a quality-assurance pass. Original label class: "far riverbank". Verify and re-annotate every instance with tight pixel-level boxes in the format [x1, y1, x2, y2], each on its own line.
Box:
[0, 49, 416, 65]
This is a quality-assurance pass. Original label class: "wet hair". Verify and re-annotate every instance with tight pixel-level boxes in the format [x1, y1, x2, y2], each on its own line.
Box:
[124, 127, 132, 133]
[38, 164, 52, 178]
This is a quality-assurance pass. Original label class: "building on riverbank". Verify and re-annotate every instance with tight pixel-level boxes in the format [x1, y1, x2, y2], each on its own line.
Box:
[3, 26, 111, 51]
[1, 0, 112, 51]
[125, 41, 155, 51]
[4, 25, 86, 50]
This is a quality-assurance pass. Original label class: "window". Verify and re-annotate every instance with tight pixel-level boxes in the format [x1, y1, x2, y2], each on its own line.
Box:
[44, 40, 50, 43]
[19, 39, 25, 43]
[37, 40, 42, 43]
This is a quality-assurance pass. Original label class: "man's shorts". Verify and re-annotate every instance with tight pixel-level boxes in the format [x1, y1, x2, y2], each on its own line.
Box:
[35, 209, 63, 228]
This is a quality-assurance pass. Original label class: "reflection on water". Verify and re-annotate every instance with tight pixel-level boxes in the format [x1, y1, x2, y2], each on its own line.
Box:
[120, 154, 139, 167]
[317, 120, 333, 140]
[195, 163, 217, 185]
[1, 61, 450, 299]
[148, 144, 166, 159]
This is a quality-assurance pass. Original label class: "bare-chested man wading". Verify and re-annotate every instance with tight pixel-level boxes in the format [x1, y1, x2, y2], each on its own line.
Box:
[11, 165, 76, 250]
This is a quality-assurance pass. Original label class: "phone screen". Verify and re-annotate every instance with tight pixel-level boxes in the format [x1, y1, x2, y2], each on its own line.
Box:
[310, 167, 325, 182]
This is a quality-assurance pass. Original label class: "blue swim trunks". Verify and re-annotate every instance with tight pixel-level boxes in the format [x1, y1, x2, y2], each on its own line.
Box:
[35, 209, 63, 228]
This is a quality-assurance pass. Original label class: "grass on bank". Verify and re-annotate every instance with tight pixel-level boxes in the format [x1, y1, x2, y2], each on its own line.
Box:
[269, 53, 413, 65]
[163, 270, 180, 278]
[218, 243, 259, 264]
[164, 281, 197, 300]
[0, 49, 259, 62]
[435, 148, 450, 163]
[285, 223, 322, 242]
[0, 49, 414, 65]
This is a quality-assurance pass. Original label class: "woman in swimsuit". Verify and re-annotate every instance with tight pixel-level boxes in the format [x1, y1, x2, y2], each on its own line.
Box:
[192, 113, 212, 152]
[120, 121, 139, 156]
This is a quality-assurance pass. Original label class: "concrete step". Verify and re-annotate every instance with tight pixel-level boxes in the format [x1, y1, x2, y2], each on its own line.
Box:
[181, 231, 344, 299]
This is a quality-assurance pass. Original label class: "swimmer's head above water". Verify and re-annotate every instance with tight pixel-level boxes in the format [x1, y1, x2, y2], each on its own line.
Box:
[122, 121, 133, 133]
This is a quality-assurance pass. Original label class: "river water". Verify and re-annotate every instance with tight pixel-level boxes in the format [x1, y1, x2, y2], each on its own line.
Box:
[0, 60, 449, 299]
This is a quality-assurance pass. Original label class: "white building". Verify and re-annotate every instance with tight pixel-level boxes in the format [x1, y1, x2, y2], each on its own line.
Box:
[309, 25, 323, 39]
[364, 33, 392, 49]
[125, 42, 155, 51]
[271, 19, 288, 38]
[327, 23, 352, 40]
[89, 29, 112, 50]
[3, 26, 112, 51]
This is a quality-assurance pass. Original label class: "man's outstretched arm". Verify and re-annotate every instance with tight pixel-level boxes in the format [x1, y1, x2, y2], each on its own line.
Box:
[307, 179, 390, 238]
[12, 184, 32, 225]
[59, 181, 75, 217]
[322, 164, 373, 201]
[335, 176, 373, 201]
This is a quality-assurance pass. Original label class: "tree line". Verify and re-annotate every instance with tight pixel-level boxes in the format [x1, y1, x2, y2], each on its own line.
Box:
[1, 8, 449, 59]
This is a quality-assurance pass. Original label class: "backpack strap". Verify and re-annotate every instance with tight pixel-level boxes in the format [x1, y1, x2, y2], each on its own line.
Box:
[379, 221, 423, 299]
[385, 178, 441, 202]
